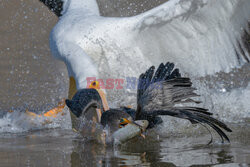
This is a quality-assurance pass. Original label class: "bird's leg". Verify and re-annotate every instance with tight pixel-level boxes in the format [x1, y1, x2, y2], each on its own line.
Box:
[9, 76, 73, 127]
[24, 77, 74, 124]
[140, 133, 146, 139]
[25, 76, 76, 119]
[43, 98, 66, 117]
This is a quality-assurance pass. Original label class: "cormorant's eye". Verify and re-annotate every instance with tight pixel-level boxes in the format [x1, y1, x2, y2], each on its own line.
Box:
[120, 118, 125, 123]
[119, 118, 130, 128]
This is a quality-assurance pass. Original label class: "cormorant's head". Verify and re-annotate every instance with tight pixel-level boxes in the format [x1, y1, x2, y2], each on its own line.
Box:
[119, 118, 149, 131]
[119, 118, 132, 128]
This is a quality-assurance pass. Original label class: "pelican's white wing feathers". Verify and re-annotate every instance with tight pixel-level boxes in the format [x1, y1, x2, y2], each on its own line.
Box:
[41, 0, 250, 89]
[128, 0, 250, 76]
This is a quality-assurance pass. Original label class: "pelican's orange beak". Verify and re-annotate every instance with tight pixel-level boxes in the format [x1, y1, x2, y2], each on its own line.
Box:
[86, 81, 109, 122]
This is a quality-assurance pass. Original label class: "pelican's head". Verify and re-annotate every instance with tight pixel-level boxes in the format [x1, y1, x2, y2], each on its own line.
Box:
[65, 88, 103, 117]
[66, 80, 109, 123]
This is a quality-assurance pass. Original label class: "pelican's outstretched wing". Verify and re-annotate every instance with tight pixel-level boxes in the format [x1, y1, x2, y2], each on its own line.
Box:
[129, 0, 250, 75]
[39, 0, 64, 17]
[136, 62, 232, 142]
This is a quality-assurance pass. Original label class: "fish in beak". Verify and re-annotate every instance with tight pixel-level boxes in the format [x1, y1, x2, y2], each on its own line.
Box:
[112, 120, 149, 143]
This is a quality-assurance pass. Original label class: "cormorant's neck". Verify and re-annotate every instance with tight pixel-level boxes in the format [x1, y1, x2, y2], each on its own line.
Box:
[63, 0, 100, 16]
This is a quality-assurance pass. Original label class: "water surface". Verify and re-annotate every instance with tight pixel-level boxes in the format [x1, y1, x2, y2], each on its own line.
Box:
[0, 124, 250, 167]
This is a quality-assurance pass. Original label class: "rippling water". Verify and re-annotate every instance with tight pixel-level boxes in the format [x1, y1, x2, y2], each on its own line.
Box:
[0, 0, 249, 166]
[0, 124, 250, 167]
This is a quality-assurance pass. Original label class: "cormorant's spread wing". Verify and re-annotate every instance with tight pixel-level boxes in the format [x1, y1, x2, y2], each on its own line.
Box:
[136, 62, 187, 118]
[39, 0, 64, 17]
[136, 62, 232, 142]
[129, 0, 250, 75]
[136, 62, 202, 119]
[139, 77, 201, 112]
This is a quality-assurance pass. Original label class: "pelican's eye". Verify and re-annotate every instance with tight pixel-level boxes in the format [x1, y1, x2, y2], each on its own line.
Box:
[89, 81, 100, 89]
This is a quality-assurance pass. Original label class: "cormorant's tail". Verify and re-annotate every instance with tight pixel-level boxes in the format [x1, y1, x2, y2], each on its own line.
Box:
[147, 108, 232, 143]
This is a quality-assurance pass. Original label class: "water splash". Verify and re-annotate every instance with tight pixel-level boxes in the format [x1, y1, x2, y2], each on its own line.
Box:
[0, 107, 71, 133]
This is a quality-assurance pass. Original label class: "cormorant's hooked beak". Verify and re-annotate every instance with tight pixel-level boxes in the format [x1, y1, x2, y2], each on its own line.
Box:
[120, 118, 149, 131]
[119, 118, 132, 127]
[118, 118, 149, 140]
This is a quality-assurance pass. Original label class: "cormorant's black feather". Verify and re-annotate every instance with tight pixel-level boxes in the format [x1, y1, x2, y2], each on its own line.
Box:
[169, 68, 181, 78]
[163, 62, 175, 80]
[39, 0, 63, 17]
[152, 63, 165, 82]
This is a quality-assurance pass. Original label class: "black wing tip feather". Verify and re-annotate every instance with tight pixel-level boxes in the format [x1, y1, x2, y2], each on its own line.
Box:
[143, 62, 181, 83]
[137, 62, 182, 96]
[137, 65, 155, 103]
[39, 0, 63, 17]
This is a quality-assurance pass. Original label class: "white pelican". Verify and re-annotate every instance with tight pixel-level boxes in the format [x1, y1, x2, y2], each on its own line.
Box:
[38, 0, 250, 99]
